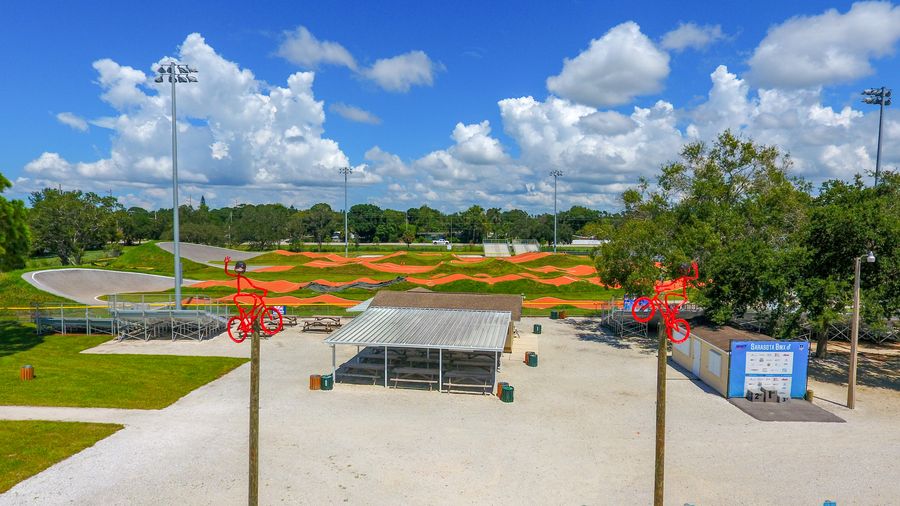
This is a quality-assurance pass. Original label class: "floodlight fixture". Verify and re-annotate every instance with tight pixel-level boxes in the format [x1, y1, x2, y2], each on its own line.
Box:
[867, 251, 876, 263]
[861, 86, 892, 186]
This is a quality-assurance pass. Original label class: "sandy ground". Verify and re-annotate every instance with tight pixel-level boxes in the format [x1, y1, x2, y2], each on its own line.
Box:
[21, 269, 198, 305]
[2, 318, 899, 505]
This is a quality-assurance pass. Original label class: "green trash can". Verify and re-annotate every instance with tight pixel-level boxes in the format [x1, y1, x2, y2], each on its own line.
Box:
[550, 310, 559, 320]
[321, 373, 334, 391]
[501, 385, 515, 403]
[533, 324, 542, 334]
[527, 352, 538, 367]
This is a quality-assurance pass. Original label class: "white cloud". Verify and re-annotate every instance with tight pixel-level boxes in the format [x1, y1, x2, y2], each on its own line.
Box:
[363, 50, 441, 92]
[277, 26, 441, 93]
[546, 22, 670, 107]
[276, 26, 357, 70]
[449, 121, 508, 165]
[748, 1, 900, 88]
[56, 112, 88, 132]
[661, 23, 724, 52]
[329, 103, 381, 124]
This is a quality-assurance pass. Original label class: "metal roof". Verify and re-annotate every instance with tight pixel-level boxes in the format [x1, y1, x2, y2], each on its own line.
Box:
[370, 291, 522, 321]
[346, 297, 373, 312]
[324, 307, 511, 352]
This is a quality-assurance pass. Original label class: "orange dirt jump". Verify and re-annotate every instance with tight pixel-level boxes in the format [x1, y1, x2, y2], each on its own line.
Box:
[523, 297, 618, 309]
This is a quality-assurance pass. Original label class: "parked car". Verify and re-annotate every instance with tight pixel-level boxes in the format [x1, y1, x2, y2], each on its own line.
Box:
[432, 238, 450, 245]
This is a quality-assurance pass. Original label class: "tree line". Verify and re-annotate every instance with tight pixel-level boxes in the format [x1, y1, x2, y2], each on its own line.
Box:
[3, 186, 616, 268]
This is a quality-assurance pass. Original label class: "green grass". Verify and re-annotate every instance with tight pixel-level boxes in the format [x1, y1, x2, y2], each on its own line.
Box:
[0, 270, 73, 310]
[106, 242, 224, 279]
[0, 322, 247, 409]
[0, 420, 122, 493]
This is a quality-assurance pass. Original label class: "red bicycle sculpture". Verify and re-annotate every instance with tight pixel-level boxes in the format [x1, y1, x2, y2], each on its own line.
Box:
[224, 256, 283, 343]
[631, 261, 698, 344]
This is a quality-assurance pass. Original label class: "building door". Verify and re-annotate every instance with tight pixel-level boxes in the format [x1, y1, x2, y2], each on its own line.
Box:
[691, 338, 701, 376]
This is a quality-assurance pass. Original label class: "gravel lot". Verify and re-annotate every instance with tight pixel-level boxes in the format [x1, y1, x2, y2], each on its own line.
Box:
[1, 318, 898, 505]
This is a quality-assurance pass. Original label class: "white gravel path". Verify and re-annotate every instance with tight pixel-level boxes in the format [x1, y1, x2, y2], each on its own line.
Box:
[1, 318, 898, 505]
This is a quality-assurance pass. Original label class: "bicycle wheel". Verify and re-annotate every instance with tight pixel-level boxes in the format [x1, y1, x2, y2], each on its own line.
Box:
[259, 306, 284, 336]
[666, 318, 690, 343]
[631, 296, 656, 323]
[227, 316, 249, 343]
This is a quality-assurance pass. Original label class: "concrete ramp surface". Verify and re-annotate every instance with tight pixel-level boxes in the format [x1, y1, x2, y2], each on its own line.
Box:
[156, 242, 262, 264]
[22, 269, 196, 305]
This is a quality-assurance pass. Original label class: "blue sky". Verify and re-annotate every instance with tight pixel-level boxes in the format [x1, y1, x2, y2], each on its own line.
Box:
[2, 1, 898, 213]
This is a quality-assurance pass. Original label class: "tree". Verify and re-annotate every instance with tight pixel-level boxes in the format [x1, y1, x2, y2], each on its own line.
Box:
[235, 204, 292, 249]
[121, 207, 155, 245]
[29, 188, 121, 265]
[797, 172, 900, 356]
[596, 131, 810, 326]
[459, 205, 487, 243]
[302, 203, 337, 251]
[401, 227, 416, 249]
[348, 204, 383, 242]
[0, 173, 29, 271]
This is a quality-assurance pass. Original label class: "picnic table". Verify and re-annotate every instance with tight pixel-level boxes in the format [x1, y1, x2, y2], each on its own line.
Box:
[390, 366, 440, 390]
[443, 370, 493, 394]
[339, 362, 385, 384]
[302, 315, 342, 333]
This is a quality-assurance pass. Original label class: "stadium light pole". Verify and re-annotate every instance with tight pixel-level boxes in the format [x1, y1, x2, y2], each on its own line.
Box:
[862, 87, 892, 186]
[848, 250, 876, 409]
[339, 167, 353, 257]
[155, 61, 198, 310]
[550, 170, 563, 253]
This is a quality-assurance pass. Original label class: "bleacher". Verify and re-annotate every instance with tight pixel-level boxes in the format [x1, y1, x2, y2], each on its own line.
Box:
[511, 239, 540, 255]
[483, 239, 511, 257]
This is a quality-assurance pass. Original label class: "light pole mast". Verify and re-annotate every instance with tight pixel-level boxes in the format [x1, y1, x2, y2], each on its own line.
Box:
[550, 170, 563, 253]
[848, 251, 876, 409]
[862, 87, 892, 186]
[155, 62, 198, 310]
[339, 167, 353, 257]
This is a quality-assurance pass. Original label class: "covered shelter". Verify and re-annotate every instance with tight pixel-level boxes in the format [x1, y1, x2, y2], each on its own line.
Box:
[324, 291, 521, 393]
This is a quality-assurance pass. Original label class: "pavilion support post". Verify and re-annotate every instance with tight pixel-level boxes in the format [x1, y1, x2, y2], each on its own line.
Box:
[332, 345, 336, 382]
[493, 351, 498, 395]
[384, 346, 388, 388]
[438, 349, 443, 393]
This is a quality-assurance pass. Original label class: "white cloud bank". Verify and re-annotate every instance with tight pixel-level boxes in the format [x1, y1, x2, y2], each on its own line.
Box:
[21, 33, 379, 209]
[748, 1, 900, 88]
[329, 103, 381, 124]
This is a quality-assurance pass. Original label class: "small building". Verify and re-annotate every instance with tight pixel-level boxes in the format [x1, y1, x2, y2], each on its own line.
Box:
[672, 325, 809, 399]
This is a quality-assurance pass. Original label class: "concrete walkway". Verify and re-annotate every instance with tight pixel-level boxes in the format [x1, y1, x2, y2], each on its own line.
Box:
[2, 320, 899, 505]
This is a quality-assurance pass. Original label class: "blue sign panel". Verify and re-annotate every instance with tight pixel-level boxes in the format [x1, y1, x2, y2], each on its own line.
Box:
[728, 341, 809, 398]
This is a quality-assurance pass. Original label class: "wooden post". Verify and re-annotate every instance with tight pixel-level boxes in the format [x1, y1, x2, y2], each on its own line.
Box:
[654, 323, 666, 506]
[249, 320, 260, 505]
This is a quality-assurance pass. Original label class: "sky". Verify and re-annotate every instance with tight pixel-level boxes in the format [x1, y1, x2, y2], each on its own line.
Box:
[2, 0, 899, 214]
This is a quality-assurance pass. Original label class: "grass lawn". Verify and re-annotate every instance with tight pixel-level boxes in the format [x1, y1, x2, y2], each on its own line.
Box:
[0, 322, 247, 409]
[0, 270, 73, 311]
[0, 420, 122, 493]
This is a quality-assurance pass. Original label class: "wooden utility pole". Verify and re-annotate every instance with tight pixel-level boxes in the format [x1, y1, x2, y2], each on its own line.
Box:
[249, 320, 260, 505]
[654, 323, 666, 506]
